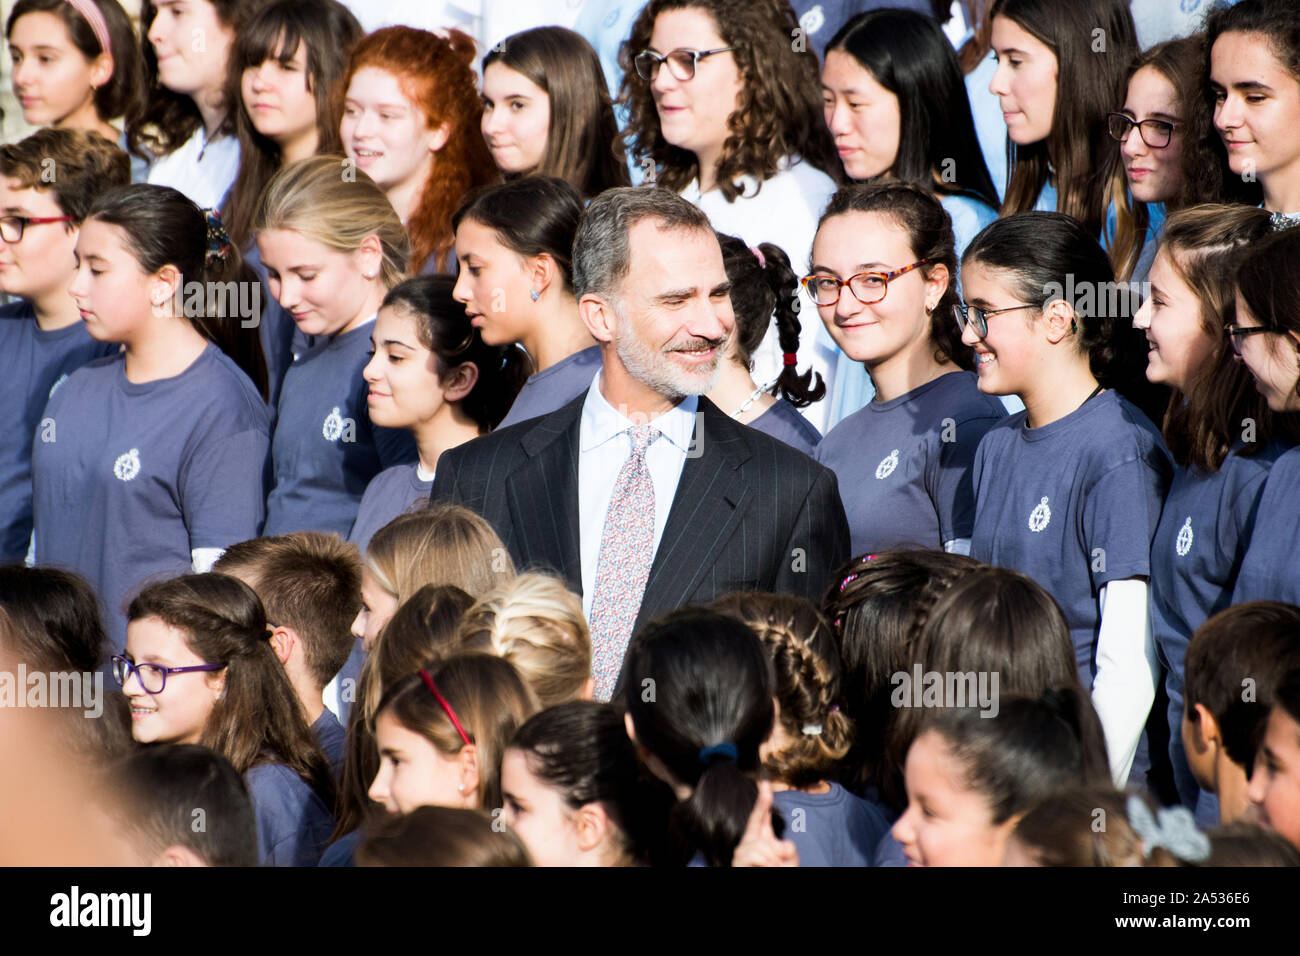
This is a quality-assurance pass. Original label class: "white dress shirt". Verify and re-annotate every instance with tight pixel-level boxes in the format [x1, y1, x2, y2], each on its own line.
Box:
[146, 127, 240, 211]
[578, 372, 699, 619]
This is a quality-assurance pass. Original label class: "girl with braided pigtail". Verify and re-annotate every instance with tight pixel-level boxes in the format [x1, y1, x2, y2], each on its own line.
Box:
[712, 591, 889, 866]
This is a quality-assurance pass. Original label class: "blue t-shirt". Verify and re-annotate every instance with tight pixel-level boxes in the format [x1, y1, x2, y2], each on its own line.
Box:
[872, 830, 908, 867]
[244, 761, 335, 867]
[1234, 446, 1300, 605]
[32, 344, 270, 662]
[772, 782, 889, 867]
[349, 463, 434, 555]
[0, 301, 116, 562]
[311, 709, 347, 781]
[749, 399, 822, 456]
[264, 321, 418, 537]
[496, 345, 602, 430]
[244, 242, 311, 412]
[817, 371, 1006, 555]
[318, 829, 359, 868]
[970, 390, 1172, 683]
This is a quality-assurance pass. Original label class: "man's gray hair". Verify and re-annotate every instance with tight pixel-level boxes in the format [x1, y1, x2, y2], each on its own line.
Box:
[572, 187, 715, 301]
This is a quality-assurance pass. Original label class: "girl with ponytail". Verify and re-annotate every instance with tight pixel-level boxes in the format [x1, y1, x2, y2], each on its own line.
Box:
[118, 573, 335, 866]
[32, 183, 270, 664]
[892, 686, 1110, 867]
[704, 233, 824, 455]
[712, 592, 887, 866]
[621, 607, 776, 867]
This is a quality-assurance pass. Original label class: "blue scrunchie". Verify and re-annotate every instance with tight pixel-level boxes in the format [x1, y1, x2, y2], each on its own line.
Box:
[698, 742, 738, 766]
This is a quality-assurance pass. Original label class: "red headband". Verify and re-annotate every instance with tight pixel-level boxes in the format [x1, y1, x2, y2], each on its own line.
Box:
[418, 669, 471, 747]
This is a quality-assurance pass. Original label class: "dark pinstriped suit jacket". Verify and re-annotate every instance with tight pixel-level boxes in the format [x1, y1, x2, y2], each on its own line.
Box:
[429, 393, 852, 631]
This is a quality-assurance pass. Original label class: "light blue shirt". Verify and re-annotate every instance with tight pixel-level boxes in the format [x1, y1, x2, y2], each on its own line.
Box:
[578, 372, 698, 619]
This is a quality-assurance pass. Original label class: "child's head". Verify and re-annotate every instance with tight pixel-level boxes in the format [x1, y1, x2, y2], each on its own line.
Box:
[808, 181, 964, 374]
[222, 0, 364, 248]
[368, 653, 538, 814]
[455, 573, 592, 710]
[1233, 227, 1300, 414]
[450, 176, 584, 349]
[364, 274, 529, 435]
[104, 743, 258, 866]
[356, 805, 532, 867]
[6, 0, 142, 131]
[1005, 787, 1145, 867]
[354, 505, 515, 651]
[502, 701, 675, 867]
[711, 592, 851, 790]
[0, 127, 128, 302]
[622, 607, 775, 867]
[1184, 602, 1300, 817]
[1133, 204, 1285, 469]
[822, 550, 978, 801]
[340, 26, 497, 272]
[480, 26, 628, 198]
[1201, 821, 1300, 866]
[960, 212, 1138, 402]
[121, 574, 334, 805]
[212, 532, 363, 701]
[892, 687, 1110, 866]
[1247, 668, 1300, 851]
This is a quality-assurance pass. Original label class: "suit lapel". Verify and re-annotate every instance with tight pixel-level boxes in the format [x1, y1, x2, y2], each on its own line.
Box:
[504, 397, 583, 593]
[638, 400, 752, 625]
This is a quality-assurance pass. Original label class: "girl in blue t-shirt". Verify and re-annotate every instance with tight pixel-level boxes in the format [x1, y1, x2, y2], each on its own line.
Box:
[116, 573, 335, 866]
[33, 183, 270, 662]
[958, 211, 1172, 786]
[255, 155, 419, 537]
[1232, 228, 1300, 606]
[350, 275, 527, 553]
[1131, 204, 1300, 814]
[809, 181, 1006, 557]
[713, 592, 888, 867]
[892, 688, 1110, 867]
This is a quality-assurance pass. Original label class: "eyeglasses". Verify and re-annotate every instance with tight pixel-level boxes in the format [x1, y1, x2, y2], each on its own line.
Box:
[111, 654, 224, 694]
[0, 215, 75, 243]
[1107, 112, 1181, 150]
[800, 260, 928, 307]
[1225, 323, 1275, 356]
[952, 302, 1039, 339]
[633, 46, 734, 82]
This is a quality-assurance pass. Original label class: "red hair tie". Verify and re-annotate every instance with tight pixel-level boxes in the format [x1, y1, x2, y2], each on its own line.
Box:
[418, 669, 471, 747]
[782, 352, 798, 366]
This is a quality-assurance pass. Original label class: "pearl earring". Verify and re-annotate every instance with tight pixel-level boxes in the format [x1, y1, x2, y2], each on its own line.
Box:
[529, 289, 540, 302]
[457, 783, 465, 792]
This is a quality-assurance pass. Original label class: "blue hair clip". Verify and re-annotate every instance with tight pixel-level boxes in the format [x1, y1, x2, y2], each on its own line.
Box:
[698, 742, 738, 766]
[1126, 795, 1211, 863]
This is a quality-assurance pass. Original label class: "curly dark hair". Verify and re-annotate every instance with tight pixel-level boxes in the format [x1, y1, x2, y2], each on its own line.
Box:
[617, 0, 839, 201]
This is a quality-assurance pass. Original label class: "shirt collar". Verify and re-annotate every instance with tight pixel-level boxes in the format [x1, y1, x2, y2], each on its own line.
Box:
[580, 371, 699, 454]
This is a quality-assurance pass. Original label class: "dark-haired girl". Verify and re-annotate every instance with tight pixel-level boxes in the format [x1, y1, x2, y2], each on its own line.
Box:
[6, 0, 145, 173]
[31, 184, 270, 663]
[705, 234, 823, 455]
[1131, 205, 1298, 813]
[620, 0, 841, 428]
[501, 700, 674, 867]
[118, 573, 335, 866]
[959, 211, 1172, 785]
[1208, 0, 1300, 225]
[1232, 228, 1300, 606]
[451, 177, 599, 429]
[809, 182, 1006, 557]
[480, 26, 630, 199]
[350, 275, 528, 553]
[622, 607, 776, 867]
[892, 687, 1111, 866]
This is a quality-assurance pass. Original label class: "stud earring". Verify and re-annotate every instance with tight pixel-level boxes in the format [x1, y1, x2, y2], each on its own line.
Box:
[457, 783, 465, 792]
[529, 289, 540, 302]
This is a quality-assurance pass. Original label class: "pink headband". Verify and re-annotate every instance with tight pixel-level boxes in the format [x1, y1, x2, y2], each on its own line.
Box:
[750, 245, 766, 269]
[65, 0, 113, 70]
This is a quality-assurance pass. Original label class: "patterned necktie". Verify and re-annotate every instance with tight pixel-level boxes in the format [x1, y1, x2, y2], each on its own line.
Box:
[588, 424, 662, 701]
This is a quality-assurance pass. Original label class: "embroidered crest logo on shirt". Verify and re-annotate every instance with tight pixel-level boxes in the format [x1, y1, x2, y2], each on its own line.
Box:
[113, 448, 140, 482]
[800, 5, 825, 34]
[875, 449, 900, 480]
[1176, 517, 1194, 557]
[322, 406, 347, 442]
[1028, 496, 1052, 532]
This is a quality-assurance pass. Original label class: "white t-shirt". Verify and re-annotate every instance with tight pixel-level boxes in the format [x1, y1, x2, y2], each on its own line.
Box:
[681, 156, 839, 434]
[146, 126, 240, 211]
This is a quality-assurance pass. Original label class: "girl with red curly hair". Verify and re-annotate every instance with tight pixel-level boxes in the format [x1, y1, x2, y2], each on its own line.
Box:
[340, 27, 498, 275]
